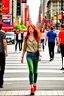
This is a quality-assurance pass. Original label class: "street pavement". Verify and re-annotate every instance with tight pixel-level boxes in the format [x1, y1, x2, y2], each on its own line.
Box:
[0, 44, 64, 96]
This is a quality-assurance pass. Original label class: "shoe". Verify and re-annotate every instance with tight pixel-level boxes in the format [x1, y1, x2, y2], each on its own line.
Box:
[34, 85, 37, 92]
[30, 88, 34, 95]
[61, 68, 64, 70]
[0, 84, 3, 88]
[0, 86, 3, 88]
[30, 93, 34, 95]
[49, 58, 53, 61]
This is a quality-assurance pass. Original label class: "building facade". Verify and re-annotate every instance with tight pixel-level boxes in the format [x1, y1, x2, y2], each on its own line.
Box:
[0, 0, 2, 21]
[47, 0, 61, 22]
[12, 0, 17, 25]
[43, 0, 49, 18]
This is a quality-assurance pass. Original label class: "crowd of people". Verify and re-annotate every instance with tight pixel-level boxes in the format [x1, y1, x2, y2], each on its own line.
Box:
[0, 23, 64, 95]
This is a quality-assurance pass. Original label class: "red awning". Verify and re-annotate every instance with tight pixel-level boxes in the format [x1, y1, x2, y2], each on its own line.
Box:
[43, 19, 48, 24]
[0, 22, 16, 32]
[48, 23, 54, 27]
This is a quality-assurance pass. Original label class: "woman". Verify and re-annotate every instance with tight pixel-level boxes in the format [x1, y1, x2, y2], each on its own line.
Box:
[40, 26, 46, 51]
[21, 24, 40, 95]
[57, 24, 64, 69]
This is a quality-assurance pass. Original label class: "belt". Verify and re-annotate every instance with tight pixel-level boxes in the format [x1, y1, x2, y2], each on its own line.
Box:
[27, 51, 36, 54]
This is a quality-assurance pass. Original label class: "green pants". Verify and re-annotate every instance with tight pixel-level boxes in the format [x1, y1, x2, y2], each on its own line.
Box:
[26, 52, 38, 84]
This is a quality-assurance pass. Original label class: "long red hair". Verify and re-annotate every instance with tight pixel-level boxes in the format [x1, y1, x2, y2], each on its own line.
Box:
[25, 24, 40, 43]
[40, 26, 45, 33]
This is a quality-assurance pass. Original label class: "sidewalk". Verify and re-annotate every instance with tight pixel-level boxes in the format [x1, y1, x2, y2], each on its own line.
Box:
[0, 90, 64, 96]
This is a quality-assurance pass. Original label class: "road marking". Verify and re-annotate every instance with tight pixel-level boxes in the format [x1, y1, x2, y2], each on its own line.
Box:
[5, 66, 61, 68]
[5, 69, 64, 73]
[4, 77, 64, 81]
[0, 90, 64, 95]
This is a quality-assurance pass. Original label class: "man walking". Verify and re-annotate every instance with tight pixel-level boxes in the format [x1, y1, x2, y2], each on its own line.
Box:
[15, 30, 23, 51]
[18, 30, 23, 51]
[46, 26, 57, 61]
[0, 24, 8, 88]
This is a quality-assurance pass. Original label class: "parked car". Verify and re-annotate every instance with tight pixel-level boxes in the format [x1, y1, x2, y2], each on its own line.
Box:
[6, 32, 15, 44]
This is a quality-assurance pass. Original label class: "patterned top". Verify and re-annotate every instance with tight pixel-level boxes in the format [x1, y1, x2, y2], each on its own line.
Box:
[23, 38, 40, 53]
[0, 30, 6, 53]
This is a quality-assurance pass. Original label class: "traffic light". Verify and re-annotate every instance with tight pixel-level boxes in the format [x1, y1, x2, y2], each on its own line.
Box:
[17, 0, 21, 16]
[0, 0, 2, 21]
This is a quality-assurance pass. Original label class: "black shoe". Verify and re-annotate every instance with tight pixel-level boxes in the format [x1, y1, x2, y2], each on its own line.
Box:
[0, 84, 3, 88]
[61, 68, 64, 70]
[30, 93, 34, 95]
[49, 58, 53, 61]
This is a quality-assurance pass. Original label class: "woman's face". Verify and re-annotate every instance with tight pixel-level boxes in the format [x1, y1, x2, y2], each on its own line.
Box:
[41, 28, 44, 32]
[28, 26, 34, 34]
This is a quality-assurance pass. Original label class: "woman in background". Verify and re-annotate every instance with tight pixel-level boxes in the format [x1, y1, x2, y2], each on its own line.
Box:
[40, 26, 46, 51]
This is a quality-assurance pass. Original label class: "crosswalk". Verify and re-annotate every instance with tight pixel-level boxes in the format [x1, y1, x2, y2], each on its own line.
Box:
[0, 45, 63, 91]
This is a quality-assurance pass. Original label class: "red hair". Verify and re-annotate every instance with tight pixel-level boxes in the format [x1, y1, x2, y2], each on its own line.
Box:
[25, 24, 40, 43]
[40, 26, 45, 33]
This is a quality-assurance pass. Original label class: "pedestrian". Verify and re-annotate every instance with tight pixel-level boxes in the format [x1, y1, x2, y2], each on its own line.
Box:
[15, 30, 23, 51]
[57, 24, 64, 69]
[18, 30, 23, 50]
[21, 24, 40, 95]
[0, 24, 8, 88]
[40, 26, 46, 51]
[15, 30, 19, 51]
[45, 26, 57, 61]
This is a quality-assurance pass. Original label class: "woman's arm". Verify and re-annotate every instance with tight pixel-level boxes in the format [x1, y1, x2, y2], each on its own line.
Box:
[21, 38, 27, 63]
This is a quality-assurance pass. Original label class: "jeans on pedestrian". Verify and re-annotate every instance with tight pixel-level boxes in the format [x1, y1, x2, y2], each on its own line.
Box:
[26, 52, 38, 84]
[60, 44, 64, 67]
[48, 42, 55, 59]
[0, 52, 5, 86]
[41, 39, 44, 50]
[15, 40, 23, 51]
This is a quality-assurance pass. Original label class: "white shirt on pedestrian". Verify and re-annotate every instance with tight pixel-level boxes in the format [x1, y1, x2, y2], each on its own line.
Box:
[40, 33, 46, 40]
[18, 33, 21, 40]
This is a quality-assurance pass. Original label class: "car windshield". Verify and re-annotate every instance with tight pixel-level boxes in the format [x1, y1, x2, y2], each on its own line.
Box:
[6, 33, 14, 36]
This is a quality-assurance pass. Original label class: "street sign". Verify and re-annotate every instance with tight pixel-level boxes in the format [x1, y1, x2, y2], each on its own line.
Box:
[58, 13, 62, 20]
[2, 19, 11, 24]
[2, 0, 10, 14]
[2, 15, 11, 19]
